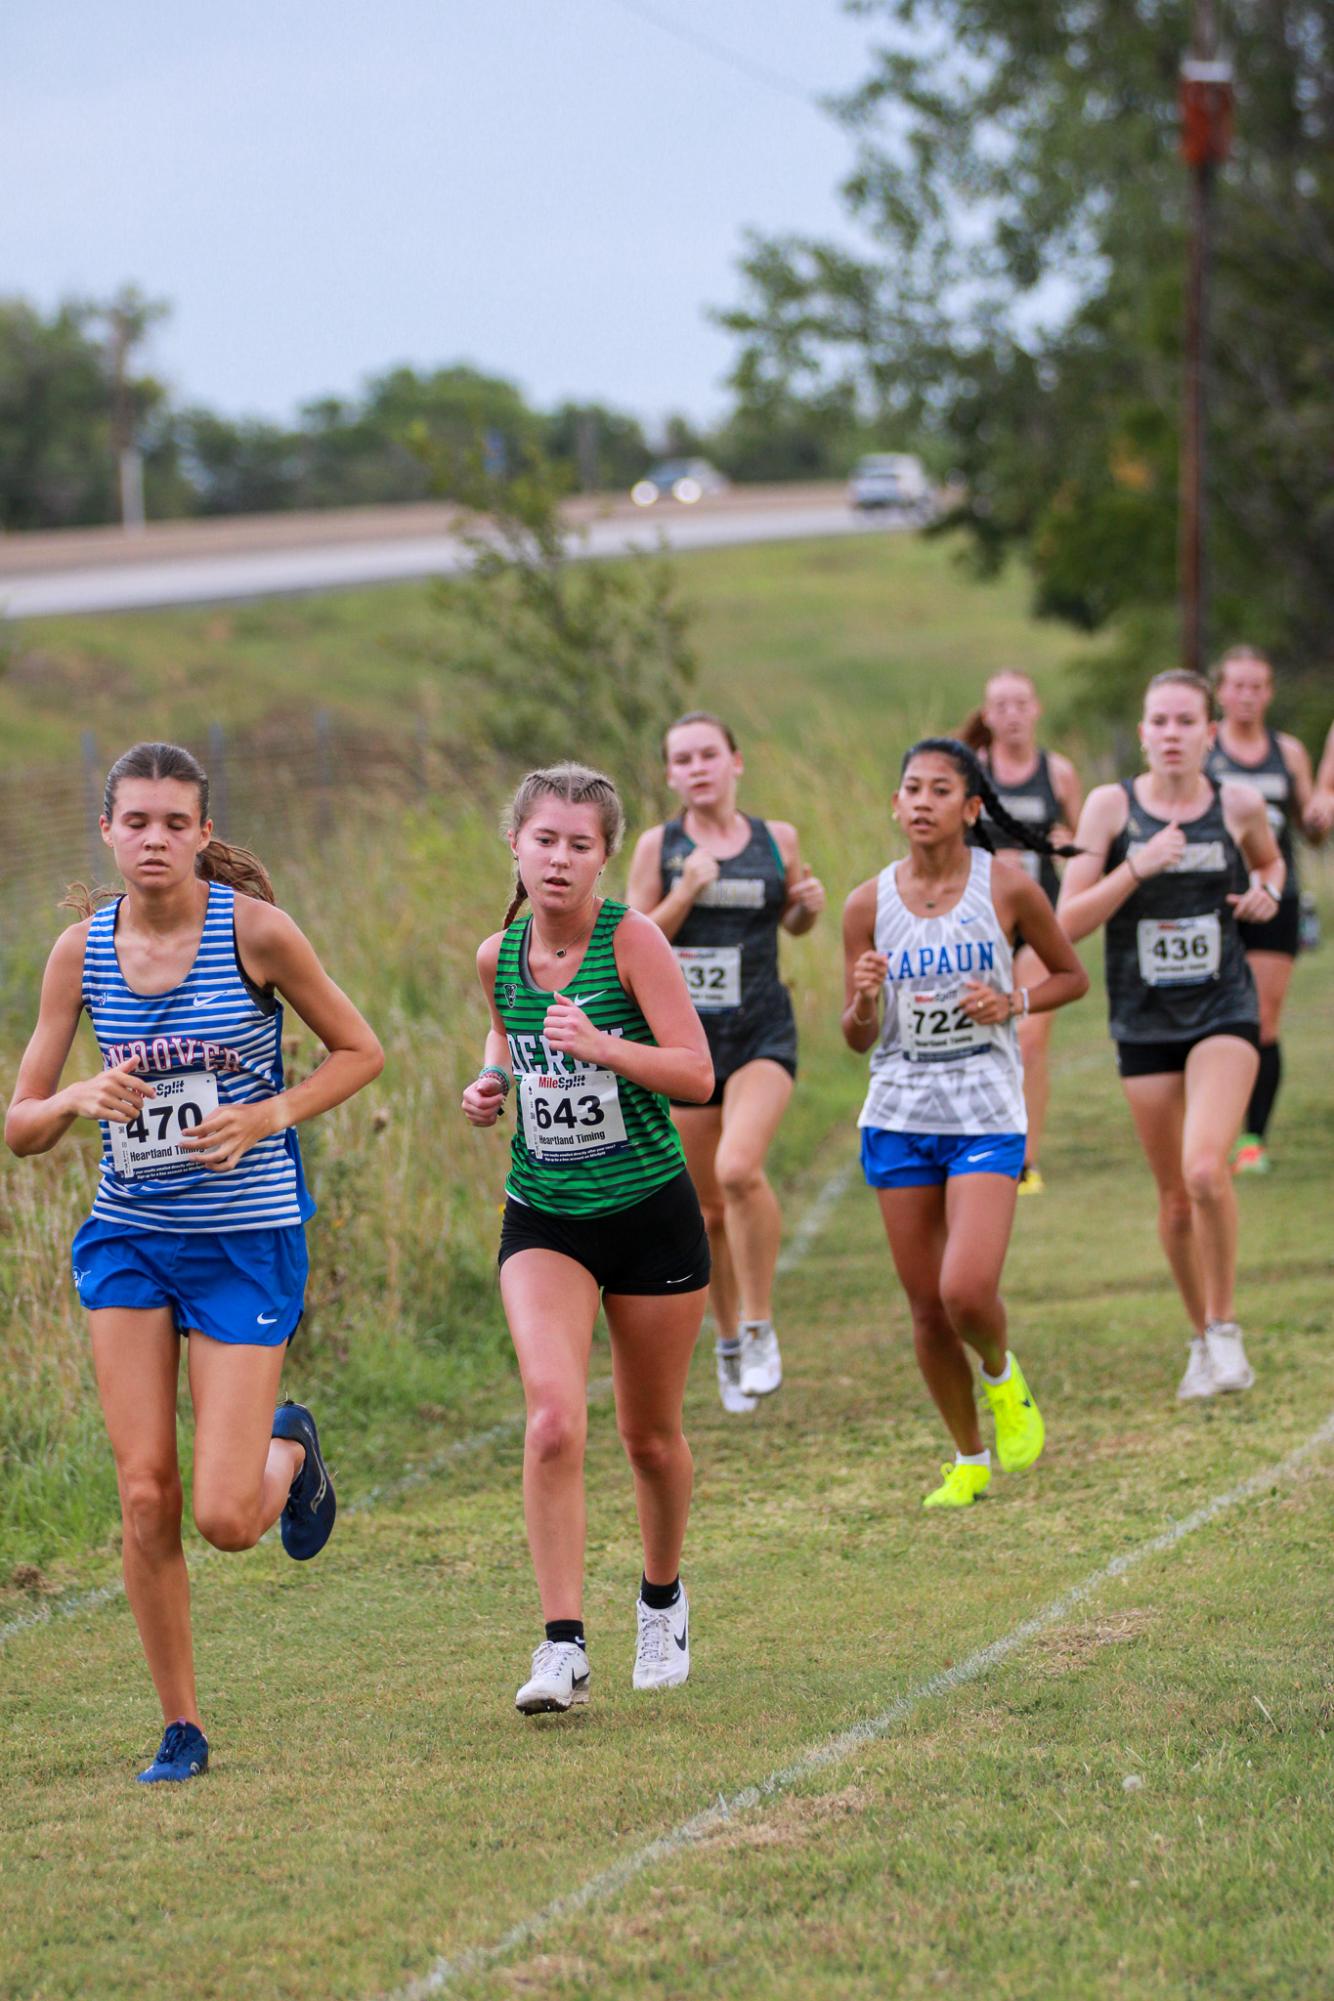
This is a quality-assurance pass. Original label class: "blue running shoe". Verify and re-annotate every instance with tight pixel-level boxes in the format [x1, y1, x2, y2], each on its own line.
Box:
[137, 1719, 209, 1785]
[271, 1400, 336, 1560]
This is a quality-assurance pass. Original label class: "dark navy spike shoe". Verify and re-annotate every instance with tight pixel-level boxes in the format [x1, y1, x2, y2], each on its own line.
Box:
[137, 1718, 209, 1784]
[272, 1400, 337, 1560]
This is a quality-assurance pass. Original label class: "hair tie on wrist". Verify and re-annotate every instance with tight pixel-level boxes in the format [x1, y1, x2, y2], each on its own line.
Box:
[479, 1064, 512, 1096]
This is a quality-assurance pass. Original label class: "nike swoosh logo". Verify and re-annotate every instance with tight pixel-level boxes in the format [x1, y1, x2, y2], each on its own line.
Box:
[192, 994, 225, 1007]
[966, 1151, 996, 1164]
[257, 1313, 278, 1325]
[569, 991, 606, 1007]
[664, 1276, 693, 1285]
[674, 1616, 689, 1652]
[959, 915, 978, 924]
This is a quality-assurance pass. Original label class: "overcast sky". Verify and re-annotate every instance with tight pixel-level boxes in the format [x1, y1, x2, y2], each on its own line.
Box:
[6, 2, 876, 435]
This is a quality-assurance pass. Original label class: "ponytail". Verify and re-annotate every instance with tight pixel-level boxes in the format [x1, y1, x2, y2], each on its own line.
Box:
[900, 737, 1080, 860]
[957, 707, 992, 754]
[196, 836, 275, 903]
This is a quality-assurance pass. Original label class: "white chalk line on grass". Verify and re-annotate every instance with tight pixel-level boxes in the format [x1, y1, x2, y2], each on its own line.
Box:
[0, 1158, 855, 1654]
[386, 1409, 1334, 2001]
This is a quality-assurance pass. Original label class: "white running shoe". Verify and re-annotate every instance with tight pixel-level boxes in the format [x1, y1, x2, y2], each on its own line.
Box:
[716, 1340, 757, 1414]
[633, 1588, 690, 1691]
[515, 1639, 590, 1715]
[1176, 1337, 1217, 1401]
[738, 1320, 782, 1397]
[1203, 1320, 1255, 1393]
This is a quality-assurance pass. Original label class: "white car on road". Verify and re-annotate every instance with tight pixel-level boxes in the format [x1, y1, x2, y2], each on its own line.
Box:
[848, 453, 933, 517]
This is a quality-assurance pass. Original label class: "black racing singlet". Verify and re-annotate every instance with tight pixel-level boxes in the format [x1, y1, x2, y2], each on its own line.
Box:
[973, 750, 1062, 903]
[1205, 729, 1299, 905]
[659, 815, 789, 1026]
[1105, 781, 1256, 1044]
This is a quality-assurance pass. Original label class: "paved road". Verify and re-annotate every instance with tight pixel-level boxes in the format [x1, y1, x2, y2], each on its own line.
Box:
[0, 498, 899, 620]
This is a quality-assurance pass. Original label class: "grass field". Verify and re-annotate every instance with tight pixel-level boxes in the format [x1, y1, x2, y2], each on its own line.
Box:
[1, 533, 1331, 1998]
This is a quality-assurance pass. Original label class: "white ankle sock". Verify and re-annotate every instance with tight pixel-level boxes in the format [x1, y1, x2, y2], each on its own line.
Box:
[956, 1449, 991, 1468]
[980, 1356, 1012, 1386]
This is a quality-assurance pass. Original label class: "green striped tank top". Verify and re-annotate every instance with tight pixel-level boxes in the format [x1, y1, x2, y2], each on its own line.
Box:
[495, 898, 685, 1216]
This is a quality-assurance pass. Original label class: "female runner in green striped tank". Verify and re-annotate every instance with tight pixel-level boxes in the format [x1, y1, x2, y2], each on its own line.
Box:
[461, 763, 714, 1718]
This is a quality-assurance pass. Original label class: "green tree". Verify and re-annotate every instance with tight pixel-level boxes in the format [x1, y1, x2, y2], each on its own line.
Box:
[0, 295, 173, 530]
[427, 452, 697, 803]
[720, 0, 1333, 727]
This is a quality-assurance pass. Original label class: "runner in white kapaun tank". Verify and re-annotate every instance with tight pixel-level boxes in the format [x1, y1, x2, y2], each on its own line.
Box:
[843, 738, 1088, 1508]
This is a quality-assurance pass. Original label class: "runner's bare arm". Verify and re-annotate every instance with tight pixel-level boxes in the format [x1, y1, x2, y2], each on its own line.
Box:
[462, 934, 512, 1127]
[178, 901, 384, 1171]
[4, 922, 156, 1156]
[1050, 751, 1084, 844]
[772, 820, 825, 935]
[1276, 732, 1314, 823]
[626, 824, 709, 937]
[542, 909, 712, 1102]
[1220, 782, 1284, 921]
[1057, 784, 1155, 940]
[841, 878, 886, 1054]
[992, 873, 1089, 1014]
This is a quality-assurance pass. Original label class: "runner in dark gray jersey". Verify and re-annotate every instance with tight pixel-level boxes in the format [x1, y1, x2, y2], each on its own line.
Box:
[1204, 646, 1315, 1174]
[627, 711, 824, 1413]
[1060, 670, 1283, 1403]
[962, 669, 1083, 1192]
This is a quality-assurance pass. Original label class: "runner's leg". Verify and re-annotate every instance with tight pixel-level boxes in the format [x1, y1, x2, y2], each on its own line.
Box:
[188, 1334, 297, 1550]
[1246, 952, 1293, 1141]
[1181, 1035, 1261, 1325]
[1014, 943, 1053, 1170]
[714, 1059, 795, 1323]
[940, 1172, 1017, 1375]
[1121, 1073, 1207, 1332]
[89, 1307, 197, 1726]
[875, 1185, 984, 1456]
[605, 1287, 704, 1586]
[500, 1250, 599, 1620]
[672, 1103, 734, 1336]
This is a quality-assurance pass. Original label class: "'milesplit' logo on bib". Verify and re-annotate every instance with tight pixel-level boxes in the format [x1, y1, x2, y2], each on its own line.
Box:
[109, 1070, 220, 1181]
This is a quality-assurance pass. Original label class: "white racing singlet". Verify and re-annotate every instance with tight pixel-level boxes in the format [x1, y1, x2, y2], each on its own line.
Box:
[858, 850, 1027, 1137]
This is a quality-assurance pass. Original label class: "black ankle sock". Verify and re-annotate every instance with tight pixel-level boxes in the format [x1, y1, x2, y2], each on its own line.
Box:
[545, 1619, 585, 1648]
[1247, 1040, 1281, 1139]
[640, 1573, 680, 1611]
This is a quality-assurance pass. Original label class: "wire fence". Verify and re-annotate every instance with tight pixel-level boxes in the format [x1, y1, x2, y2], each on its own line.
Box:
[0, 713, 453, 947]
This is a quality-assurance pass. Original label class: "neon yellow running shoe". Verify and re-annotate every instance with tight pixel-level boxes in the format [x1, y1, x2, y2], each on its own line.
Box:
[983, 1354, 1045, 1473]
[923, 1460, 991, 1509]
[1017, 1164, 1045, 1195]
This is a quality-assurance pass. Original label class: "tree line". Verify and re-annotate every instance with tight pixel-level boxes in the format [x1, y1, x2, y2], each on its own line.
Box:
[0, 287, 895, 537]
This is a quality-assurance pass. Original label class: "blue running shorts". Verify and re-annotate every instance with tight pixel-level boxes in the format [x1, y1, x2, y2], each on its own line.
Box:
[860, 1128, 1026, 1190]
[71, 1217, 308, 1346]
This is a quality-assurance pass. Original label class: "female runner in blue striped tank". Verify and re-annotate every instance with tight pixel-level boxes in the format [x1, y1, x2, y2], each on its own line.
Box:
[4, 743, 383, 1785]
[842, 740, 1088, 1509]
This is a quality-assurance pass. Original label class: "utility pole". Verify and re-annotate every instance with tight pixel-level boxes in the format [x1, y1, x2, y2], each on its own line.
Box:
[1178, 0, 1233, 673]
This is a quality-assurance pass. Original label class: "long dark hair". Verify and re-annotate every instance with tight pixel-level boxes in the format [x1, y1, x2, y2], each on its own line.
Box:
[61, 741, 275, 917]
[899, 737, 1079, 859]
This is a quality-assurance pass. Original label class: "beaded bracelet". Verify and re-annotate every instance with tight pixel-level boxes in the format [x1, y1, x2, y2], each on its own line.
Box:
[478, 1064, 512, 1096]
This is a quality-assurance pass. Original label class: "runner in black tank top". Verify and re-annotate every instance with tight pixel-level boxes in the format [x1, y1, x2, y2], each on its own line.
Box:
[462, 762, 714, 1716]
[1059, 671, 1283, 1404]
[627, 711, 825, 1414]
[962, 671, 1082, 1193]
[1204, 646, 1316, 1172]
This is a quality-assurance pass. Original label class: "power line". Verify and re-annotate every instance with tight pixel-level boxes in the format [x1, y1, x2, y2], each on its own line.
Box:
[599, 0, 818, 109]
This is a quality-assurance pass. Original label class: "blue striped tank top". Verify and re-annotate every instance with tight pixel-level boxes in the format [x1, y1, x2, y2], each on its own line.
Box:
[82, 883, 314, 1234]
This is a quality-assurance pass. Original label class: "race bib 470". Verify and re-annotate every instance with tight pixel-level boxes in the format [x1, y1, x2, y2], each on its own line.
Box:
[108, 1069, 220, 1180]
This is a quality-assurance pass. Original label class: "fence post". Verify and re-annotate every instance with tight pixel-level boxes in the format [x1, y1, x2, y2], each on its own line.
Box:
[315, 708, 334, 835]
[81, 730, 102, 875]
[207, 722, 230, 836]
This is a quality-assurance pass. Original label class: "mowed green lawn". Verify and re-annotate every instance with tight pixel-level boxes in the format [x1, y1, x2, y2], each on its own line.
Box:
[2, 937, 1331, 1999]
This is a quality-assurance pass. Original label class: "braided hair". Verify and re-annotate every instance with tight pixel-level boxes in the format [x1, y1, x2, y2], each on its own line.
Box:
[900, 737, 1080, 860]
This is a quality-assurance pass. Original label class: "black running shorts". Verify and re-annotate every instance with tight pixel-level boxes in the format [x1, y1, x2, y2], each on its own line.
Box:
[1237, 899, 1300, 959]
[498, 1170, 711, 1296]
[1115, 1020, 1260, 1078]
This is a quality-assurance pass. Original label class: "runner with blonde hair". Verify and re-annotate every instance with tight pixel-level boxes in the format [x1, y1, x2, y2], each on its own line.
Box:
[462, 762, 713, 1715]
